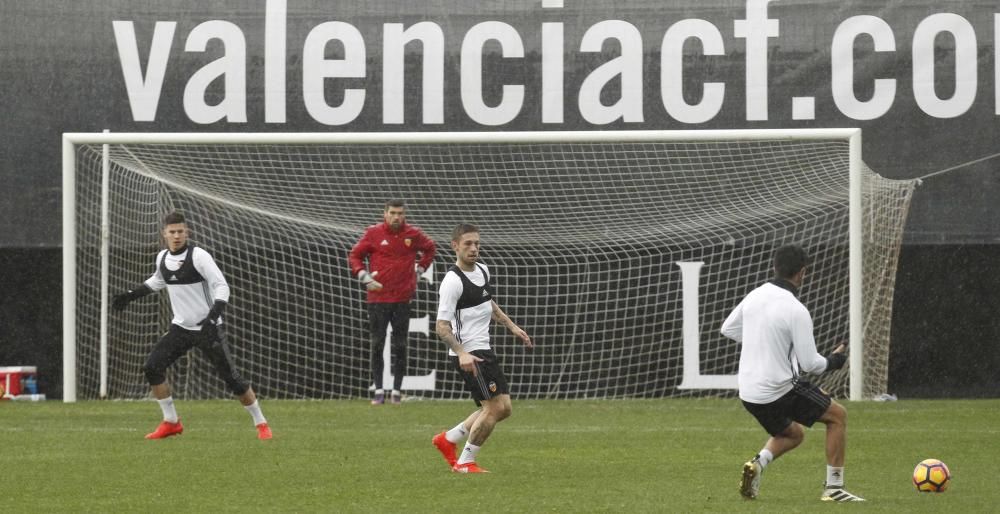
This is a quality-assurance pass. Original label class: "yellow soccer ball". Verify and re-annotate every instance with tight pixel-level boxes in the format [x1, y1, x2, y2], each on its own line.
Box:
[913, 458, 951, 493]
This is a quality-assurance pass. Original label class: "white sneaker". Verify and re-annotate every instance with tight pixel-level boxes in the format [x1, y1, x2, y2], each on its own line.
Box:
[739, 458, 762, 499]
[821, 486, 866, 502]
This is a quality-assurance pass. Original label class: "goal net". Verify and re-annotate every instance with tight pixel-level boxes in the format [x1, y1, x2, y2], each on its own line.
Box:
[63, 131, 918, 402]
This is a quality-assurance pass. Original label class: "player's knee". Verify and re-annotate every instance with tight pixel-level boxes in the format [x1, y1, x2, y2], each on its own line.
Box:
[143, 362, 166, 386]
[494, 399, 512, 421]
[227, 377, 250, 397]
[826, 401, 847, 426]
[779, 422, 805, 445]
[482, 399, 511, 422]
[790, 425, 805, 444]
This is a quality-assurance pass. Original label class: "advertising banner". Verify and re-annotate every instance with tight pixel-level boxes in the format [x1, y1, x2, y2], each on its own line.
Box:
[2, 0, 997, 244]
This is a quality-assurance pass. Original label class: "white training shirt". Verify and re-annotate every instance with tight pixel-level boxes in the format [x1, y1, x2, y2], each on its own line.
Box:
[437, 263, 493, 355]
[144, 246, 230, 331]
[721, 281, 829, 404]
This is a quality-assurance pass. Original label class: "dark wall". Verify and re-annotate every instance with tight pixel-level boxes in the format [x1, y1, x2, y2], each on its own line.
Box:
[889, 245, 1000, 398]
[0, 249, 62, 398]
[3, 245, 996, 399]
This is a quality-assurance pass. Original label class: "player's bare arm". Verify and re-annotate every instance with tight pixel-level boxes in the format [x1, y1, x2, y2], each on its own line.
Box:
[435, 319, 483, 373]
[491, 301, 533, 348]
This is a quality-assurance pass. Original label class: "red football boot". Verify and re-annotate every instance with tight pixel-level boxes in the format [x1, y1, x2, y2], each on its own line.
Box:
[452, 462, 489, 473]
[256, 422, 273, 440]
[432, 432, 458, 467]
[145, 420, 184, 440]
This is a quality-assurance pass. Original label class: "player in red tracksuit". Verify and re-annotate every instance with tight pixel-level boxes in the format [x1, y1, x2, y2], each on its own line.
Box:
[349, 199, 437, 404]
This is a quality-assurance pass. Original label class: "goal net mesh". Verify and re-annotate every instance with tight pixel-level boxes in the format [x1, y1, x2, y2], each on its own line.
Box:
[70, 135, 918, 400]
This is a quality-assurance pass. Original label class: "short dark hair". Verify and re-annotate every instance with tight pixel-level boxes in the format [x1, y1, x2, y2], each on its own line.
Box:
[773, 244, 809, 279]
[163, 211, 186, 226]
[451, 223, 479, 242]
[385, 199, 406, 210]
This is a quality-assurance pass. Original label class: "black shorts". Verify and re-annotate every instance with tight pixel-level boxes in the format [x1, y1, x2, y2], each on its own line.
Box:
[450, 349, 509, 407]
[742, 380, 832, 436]
[144, 324, 250, 396]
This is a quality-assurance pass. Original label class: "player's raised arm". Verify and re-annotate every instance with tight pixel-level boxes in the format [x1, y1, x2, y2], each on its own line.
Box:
[111, 250, 165, 311]
[112, 284, 154, 311]
[824, 344, 848, 372]
[491, 301, 532, 348]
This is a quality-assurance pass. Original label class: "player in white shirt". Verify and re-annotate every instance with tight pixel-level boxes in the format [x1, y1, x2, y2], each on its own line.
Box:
[431, 224, 533, 473]
[721, 244, 863, 502]
[112, 212, 272, 441]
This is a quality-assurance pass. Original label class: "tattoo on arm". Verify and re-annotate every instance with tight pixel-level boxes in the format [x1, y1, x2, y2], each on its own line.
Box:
[491, 301, 515, 331]
[435, 320, 464, 354]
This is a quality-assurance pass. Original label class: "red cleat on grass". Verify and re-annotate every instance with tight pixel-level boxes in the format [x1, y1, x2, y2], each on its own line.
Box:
[452, 462, 489, 473]
[145, 420, 184, 440]
[256, 422, 273, 440]
[432, 432, 458, 467]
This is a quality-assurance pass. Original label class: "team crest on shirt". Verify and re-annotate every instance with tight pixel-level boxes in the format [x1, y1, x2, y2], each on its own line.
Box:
[404, 238, 412, 247]
[488, 381, 497, 393]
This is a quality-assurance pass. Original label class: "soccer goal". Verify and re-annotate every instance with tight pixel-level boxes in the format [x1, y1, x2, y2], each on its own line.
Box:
[62, 130, 918, 403]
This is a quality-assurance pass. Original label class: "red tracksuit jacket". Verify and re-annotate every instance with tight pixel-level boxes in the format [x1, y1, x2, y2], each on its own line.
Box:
[348, 222, 437, 303]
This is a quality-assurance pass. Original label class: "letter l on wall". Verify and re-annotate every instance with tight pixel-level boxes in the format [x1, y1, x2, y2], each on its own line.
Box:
[675, 261, 738, 390]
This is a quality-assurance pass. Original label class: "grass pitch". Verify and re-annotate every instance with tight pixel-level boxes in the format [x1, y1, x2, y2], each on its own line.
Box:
[1, 398, 996, 512]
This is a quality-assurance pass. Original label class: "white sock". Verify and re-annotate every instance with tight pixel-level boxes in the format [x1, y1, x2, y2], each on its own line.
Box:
[757, 448, 774, 469]
[244, 400, 267, 426]
[826, 466, 845, 488]
[374, 388, 384, 395]
[157, 397, 178, 423]
[445, 422, 469, 444]
[391, 390, 401, 398]
[456, 442, 481, 465]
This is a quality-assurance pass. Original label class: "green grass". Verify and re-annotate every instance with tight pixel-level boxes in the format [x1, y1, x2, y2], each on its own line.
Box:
[1, 398, 997, 512]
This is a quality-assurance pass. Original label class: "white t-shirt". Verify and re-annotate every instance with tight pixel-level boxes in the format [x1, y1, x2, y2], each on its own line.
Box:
[437, 263, 493, 355]
[721, 281, 829, 404]
[145, 246, 230, 331]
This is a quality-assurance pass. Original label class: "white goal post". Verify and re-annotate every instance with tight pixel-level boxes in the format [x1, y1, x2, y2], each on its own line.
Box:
[62, 129, 917, 403]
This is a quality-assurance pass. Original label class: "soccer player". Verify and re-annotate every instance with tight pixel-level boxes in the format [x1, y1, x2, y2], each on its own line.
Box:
[112, 211, 272, 441]
[431, 224, 533, 473]
[349, 199, 436, 405]
[722, 244, 863, 502]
